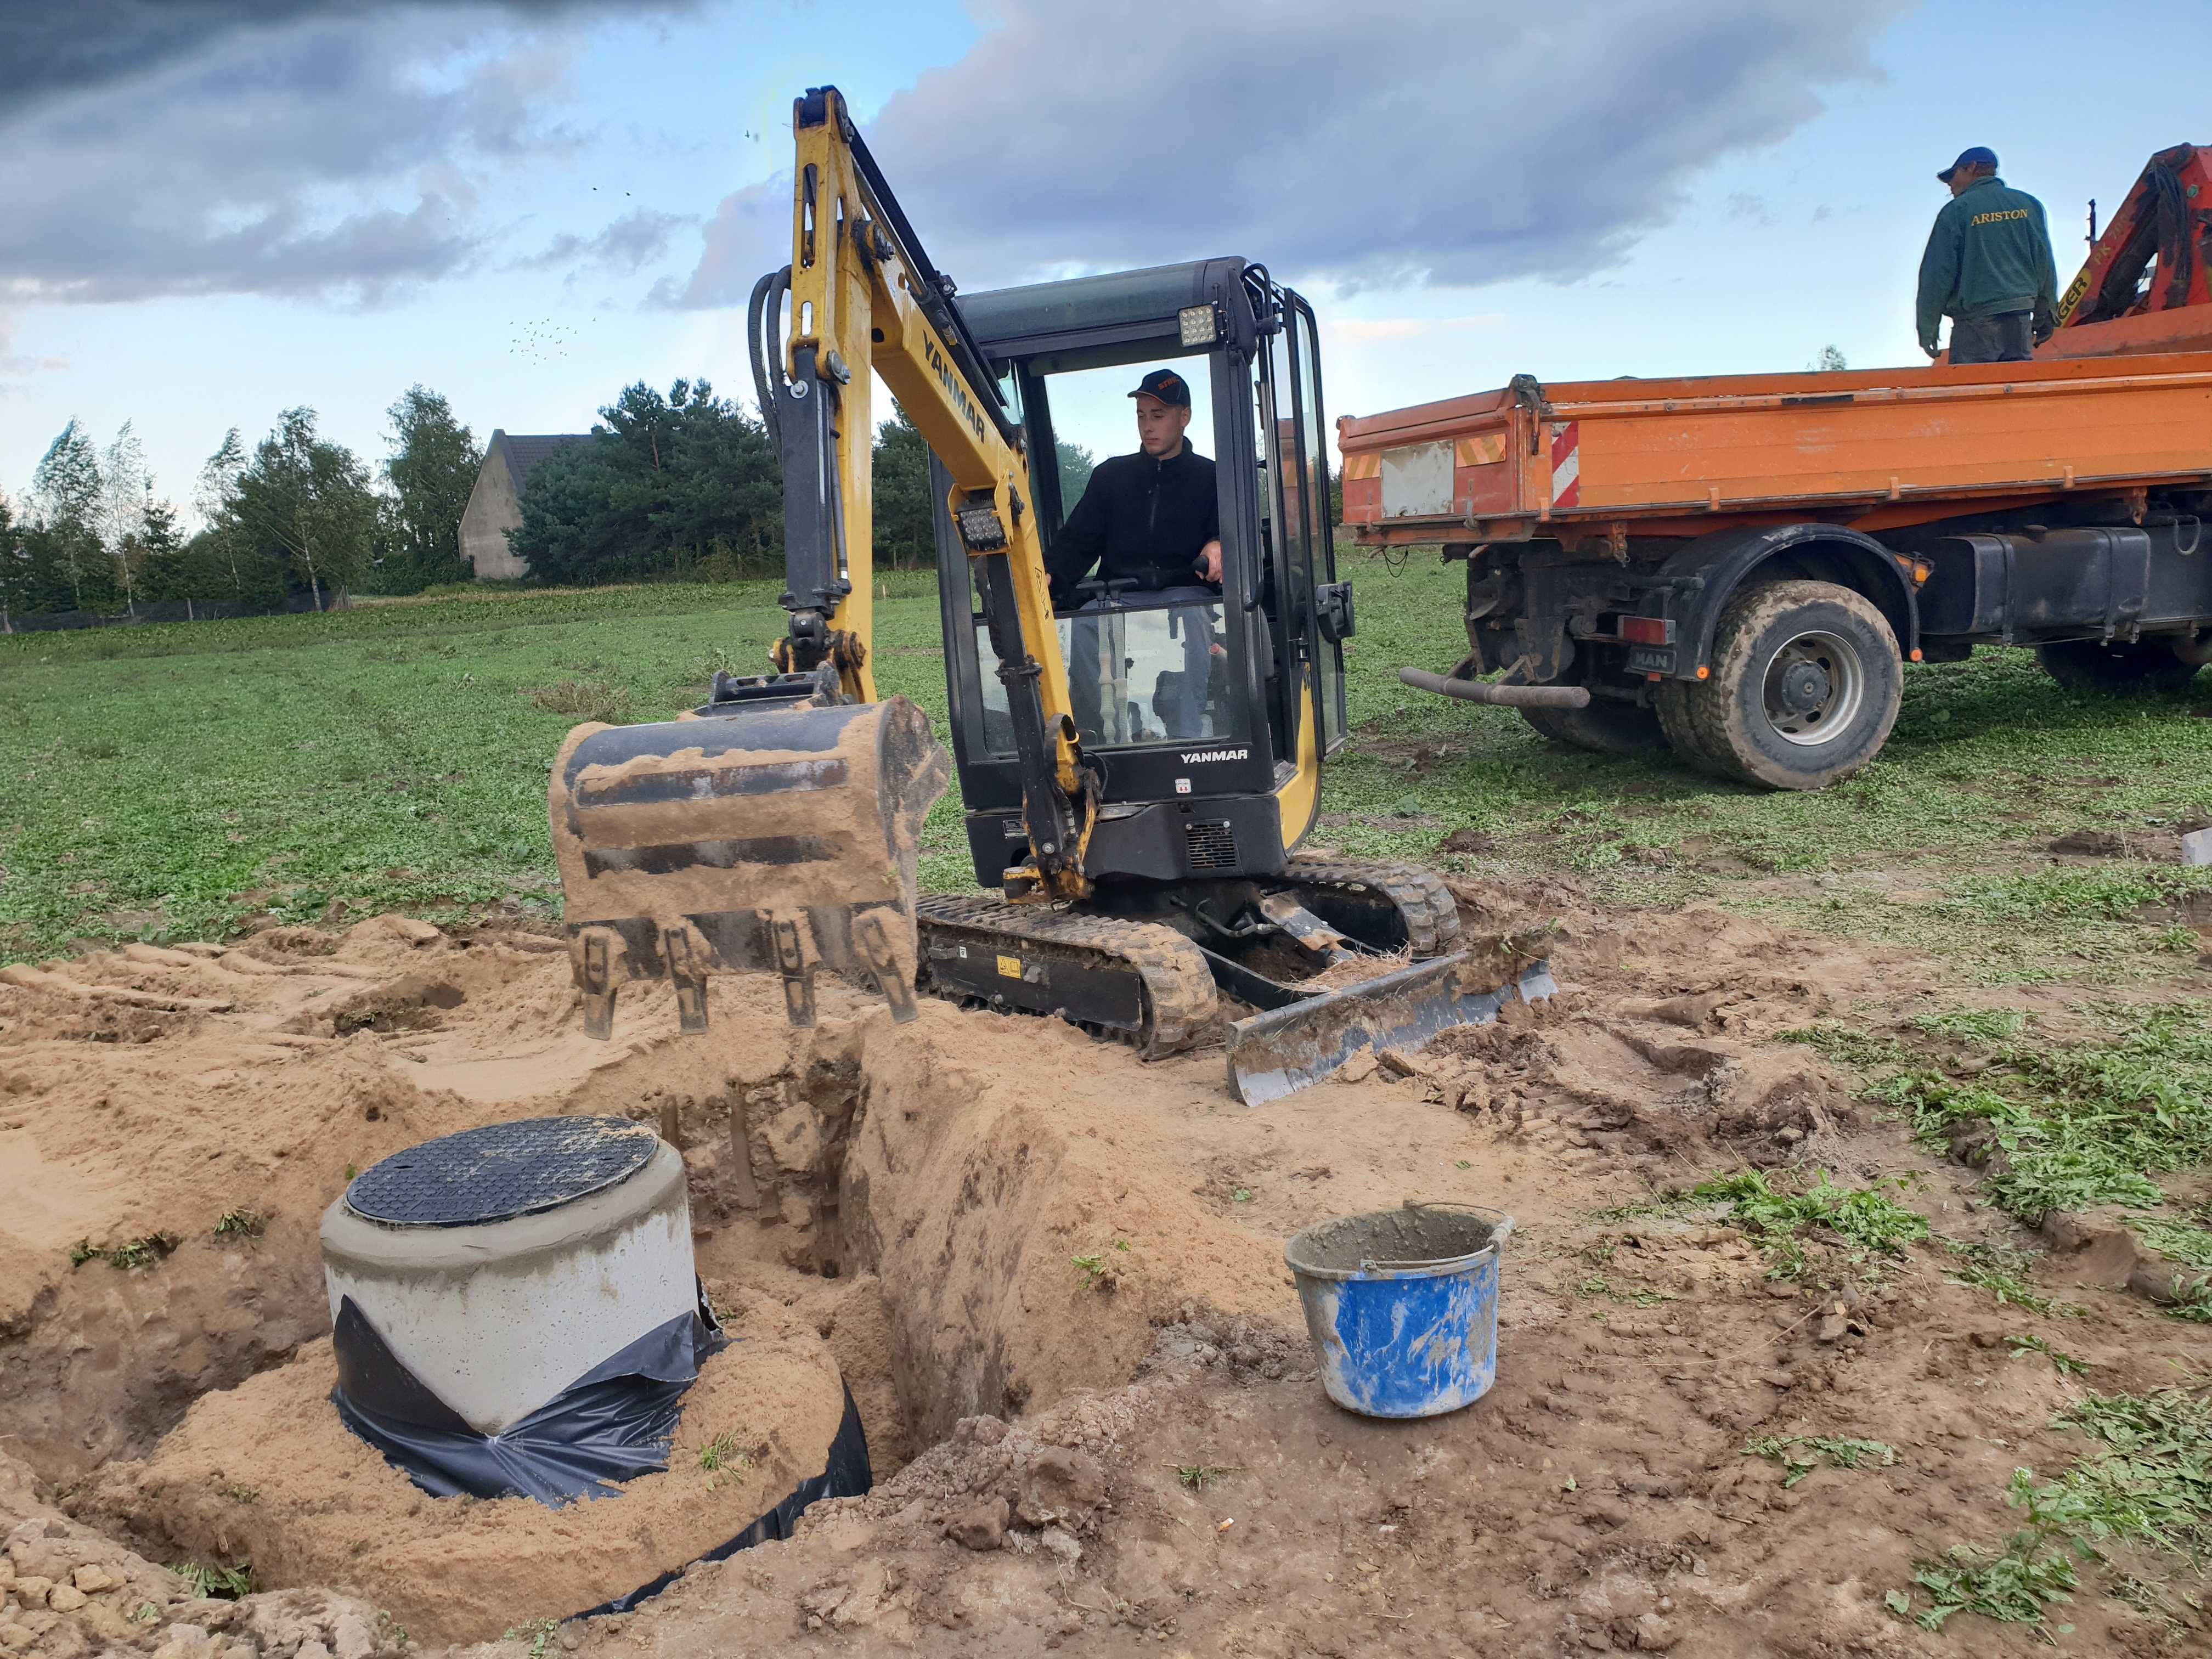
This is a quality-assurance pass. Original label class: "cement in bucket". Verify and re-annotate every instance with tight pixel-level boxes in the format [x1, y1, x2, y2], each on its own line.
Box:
[1284, 1200, 1512, 1419]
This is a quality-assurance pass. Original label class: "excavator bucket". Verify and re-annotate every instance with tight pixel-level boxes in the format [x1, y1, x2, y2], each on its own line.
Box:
[1223, 956, 1558, 1108]
[548, 687, 950, 1037]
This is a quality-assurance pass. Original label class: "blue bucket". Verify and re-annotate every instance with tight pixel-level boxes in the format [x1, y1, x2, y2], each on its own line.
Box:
[1284, 1201, 1513, 1419]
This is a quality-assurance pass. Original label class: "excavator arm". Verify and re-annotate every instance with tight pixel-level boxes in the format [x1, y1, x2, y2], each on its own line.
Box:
[753, 86, 1093, 901]
[545, 86, 1098, 1040]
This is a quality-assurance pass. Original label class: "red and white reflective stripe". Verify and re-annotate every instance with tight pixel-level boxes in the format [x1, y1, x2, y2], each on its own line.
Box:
[1549, 420, 1581, 509]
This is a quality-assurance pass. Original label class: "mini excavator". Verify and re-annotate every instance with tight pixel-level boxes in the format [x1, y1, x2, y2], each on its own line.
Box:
[546, 86, 1549, 1103]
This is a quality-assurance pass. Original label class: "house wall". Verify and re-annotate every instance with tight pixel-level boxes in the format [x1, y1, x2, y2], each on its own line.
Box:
[460, 453, 527, 580]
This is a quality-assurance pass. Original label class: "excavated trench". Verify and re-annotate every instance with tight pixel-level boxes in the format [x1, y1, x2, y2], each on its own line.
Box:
[0, 926, 1294, 1644]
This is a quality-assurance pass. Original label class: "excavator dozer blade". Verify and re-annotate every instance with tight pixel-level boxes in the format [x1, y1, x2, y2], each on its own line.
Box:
[1223, 955, 1557, 1108]
[548, 692, 950, 1037]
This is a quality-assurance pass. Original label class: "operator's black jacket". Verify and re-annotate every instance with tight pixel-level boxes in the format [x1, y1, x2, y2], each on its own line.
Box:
[1046, 443, 1220, 606]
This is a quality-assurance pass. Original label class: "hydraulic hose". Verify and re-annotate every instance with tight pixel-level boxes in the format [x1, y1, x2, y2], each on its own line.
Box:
[748, 266, 792, 447]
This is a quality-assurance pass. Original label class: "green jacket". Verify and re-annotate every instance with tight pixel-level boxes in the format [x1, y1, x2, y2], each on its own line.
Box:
[1915, 177, 2059, 353]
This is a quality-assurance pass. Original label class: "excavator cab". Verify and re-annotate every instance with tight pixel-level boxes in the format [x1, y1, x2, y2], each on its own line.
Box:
[934, 259, 1351, 889]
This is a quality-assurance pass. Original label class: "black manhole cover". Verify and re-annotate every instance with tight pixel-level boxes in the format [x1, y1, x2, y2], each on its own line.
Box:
[345, 1116, 661, 1228]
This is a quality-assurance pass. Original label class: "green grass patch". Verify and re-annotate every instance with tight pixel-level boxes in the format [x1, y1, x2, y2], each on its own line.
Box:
[2015, 1390, 2212, 1562]
[697, 1430, 753, 1475]
[172, 1560, 255, 1600]
[1777, 1023, 1911, 1069]
[1173, 1464, 1236, 1491]
[2128, 1213, 2212, 1270]
[2005, 1333, 2090, 1375]
[1940, 1240, 2084, 1319]
[73, 1231, 181, 1272]
[1900, 1533, 2079, 1633]
[1913, 1008, 2030, 1045]
[1575, 1273, 1677, 1308]
[1896, 1385, 2212, 1634]
[1692, 1169, 1928, 1278]
[5, 552, 2210, 966]
[1743, 1433, 1898, 1487]
[1877, 1001, 2212, 1224]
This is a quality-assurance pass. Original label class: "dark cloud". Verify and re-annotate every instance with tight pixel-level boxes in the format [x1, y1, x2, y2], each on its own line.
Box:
[517, 208, 692, 275]
[0, 1, 687, 305]
[2, 1, 684, 111]
[665, 0, 1906, 309]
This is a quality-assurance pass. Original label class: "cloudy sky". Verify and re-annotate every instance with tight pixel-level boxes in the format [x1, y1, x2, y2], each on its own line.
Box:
[1, 0, 2202, 514]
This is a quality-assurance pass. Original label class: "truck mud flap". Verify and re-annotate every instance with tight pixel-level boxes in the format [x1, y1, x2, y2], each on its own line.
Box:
[1224, 956, 1556, 1108]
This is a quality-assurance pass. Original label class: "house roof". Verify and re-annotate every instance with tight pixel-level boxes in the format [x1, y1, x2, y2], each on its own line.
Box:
[489, 430, 590, 485]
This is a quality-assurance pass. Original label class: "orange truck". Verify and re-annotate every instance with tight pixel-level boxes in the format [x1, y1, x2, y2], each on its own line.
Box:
[1340, 147, 2212, 790]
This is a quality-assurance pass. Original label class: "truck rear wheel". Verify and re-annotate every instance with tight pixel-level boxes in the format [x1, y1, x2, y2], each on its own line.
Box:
[1657, 579, 1902, 791]
[2033, 638, 2203, 696]
[1519, 695, 1664, 758]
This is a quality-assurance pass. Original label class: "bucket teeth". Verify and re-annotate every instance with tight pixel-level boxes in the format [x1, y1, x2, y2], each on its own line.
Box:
[853, 909, 919, 1024]
[547, 694, 949, 1040]
[571, 927, 625, 1040]
[659, 920, 711, 1035]
[772, 916, 817, 1029]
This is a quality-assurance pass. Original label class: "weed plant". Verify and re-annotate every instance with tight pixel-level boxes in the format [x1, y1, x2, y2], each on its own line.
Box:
[1692, 1169, 1927, 1278]
[1876, 1002, 2212, 1224]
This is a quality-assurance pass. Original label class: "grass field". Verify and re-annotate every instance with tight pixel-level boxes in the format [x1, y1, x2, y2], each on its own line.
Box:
[2, 553, 2209, 979]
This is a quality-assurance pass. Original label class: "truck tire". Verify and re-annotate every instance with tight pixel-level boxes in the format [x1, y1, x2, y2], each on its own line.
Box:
[2033, 638, 2203, 696]
[1519, 696, 1664, 758]
[1657, 580, 1902, 791]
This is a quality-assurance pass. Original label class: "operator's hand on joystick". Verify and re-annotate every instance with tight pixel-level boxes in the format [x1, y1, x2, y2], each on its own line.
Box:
[1197, 539, 1223, 585]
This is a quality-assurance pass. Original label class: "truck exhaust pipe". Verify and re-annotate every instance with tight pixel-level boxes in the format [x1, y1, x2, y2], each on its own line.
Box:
[1396, 667, 1593, 709]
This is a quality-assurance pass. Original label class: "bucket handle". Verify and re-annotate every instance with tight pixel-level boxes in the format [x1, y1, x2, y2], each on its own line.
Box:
[1353, 1201, 1514, 1273]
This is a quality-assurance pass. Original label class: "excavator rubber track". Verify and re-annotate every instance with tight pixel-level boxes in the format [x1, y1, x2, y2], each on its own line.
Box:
[915, 895, 1220, 1058]
[1278, 855, 1462, 957]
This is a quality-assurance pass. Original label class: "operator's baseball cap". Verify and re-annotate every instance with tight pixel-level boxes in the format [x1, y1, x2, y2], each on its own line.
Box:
[1938, 145, 1999, 183]
[1128, 368, 1192, 408]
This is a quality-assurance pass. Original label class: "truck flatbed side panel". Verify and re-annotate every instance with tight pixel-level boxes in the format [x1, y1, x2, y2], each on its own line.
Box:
[1340, 352, 2212, 535]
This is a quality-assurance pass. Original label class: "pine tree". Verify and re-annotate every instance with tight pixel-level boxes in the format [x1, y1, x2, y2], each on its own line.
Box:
[872, 405, 935, 572]
[135, 500, 191, 605]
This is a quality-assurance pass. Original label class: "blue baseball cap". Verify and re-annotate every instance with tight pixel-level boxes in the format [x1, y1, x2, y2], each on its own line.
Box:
[1938, 146, 1998, 183]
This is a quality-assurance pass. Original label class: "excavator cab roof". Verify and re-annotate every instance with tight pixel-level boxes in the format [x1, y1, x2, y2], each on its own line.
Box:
[955, 256, 1253, 362]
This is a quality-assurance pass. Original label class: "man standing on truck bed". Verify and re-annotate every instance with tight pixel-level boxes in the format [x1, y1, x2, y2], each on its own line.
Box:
[1917, 145, 2059, 366]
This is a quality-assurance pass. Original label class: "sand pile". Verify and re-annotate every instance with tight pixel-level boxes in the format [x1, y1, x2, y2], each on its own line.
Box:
[82, 1288, 848, 1647]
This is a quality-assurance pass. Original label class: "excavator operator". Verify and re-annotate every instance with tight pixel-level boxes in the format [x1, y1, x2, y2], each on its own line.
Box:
[1046, 368, 1224, 603]
[1046, 368, 1228, 743]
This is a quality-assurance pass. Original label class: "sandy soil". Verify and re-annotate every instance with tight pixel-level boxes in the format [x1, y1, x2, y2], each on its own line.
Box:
[0, 878, 2207, 1657]
[80, 1289, 847, 1647]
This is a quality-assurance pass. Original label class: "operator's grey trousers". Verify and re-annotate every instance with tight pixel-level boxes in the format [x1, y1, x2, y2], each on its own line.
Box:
[1951, 311, 2034, 365]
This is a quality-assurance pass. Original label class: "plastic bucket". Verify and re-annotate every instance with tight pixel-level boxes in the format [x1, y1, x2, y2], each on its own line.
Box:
[1284, 1201, 1513, 1419]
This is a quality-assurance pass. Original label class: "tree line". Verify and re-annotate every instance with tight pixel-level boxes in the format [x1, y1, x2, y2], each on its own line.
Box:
[506, 378, 1097, 586]
[2, 375, 1103, 623]
[0, 387, 481, 626]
